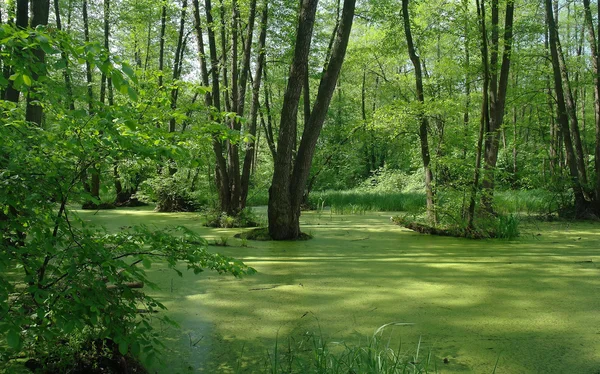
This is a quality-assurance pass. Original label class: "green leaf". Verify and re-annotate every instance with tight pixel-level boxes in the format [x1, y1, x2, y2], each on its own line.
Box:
[142, 257, 152, 269]
[127, 86, 138, 101]
[22, 75, 32, 87]
[7, 329, 20, 349]
[118, 340, 129, 356]
[124, 120, 137, 130]
[122, 64, 138, 84]
[131, 341, 141, 356]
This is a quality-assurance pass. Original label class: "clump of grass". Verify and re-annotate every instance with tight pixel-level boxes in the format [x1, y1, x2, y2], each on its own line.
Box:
[494, 214, 520, 239]
[262, 323, 439, 374]
[214, 236, 229, 246]
[494, 189, 562, 215]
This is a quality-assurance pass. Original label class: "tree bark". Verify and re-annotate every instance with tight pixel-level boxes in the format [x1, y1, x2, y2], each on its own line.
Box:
[402, 0, 436, 224]
[268, 0, 355, 240]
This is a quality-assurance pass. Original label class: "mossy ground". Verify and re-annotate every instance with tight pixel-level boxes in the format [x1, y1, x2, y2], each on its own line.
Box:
[78, 206, 600, 373]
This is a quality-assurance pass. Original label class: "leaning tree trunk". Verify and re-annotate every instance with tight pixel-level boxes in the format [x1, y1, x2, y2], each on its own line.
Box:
[545, 0, 587, 212]
[402, 0, 436, 224]
[268, 0, 355, 240]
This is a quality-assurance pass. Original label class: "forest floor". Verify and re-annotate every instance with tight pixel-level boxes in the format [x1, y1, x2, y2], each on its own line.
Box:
[79, 206, 600, 373]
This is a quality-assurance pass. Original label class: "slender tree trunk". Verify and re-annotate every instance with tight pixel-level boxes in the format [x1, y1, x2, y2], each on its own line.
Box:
[158, 4, 167, 89]
[53, 0, 75, 110]
[219, 0, 231, 112]
[226, 0, 242, 213]
[583, 0, 600, 207]
[481, 0, 514, 213]
[169, 0, 188, 135]
[268, 0, 355, 239]
[260, 64, 277, 159]
[205, 0, 231, 214]
[402, 0, 436, 223]
[467, 0, 489, 230]
[546, 0, 586, 211]
[556, 21, 588, 188]
[241, 0, 266, 208]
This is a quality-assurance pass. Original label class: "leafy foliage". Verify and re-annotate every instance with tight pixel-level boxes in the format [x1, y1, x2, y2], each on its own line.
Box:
[0, 22, 253, 370]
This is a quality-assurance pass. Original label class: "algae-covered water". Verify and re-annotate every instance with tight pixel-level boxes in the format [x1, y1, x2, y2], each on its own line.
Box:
[79, 207, 600, 373]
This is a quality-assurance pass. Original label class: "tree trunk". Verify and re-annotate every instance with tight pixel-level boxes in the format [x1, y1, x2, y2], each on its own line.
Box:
[467, 0, 490, 230]
[240, 0, 266, 208]
[204, 0, 232, 214]
[583, 0, 600, 207]
[556, 20, 588, 188]
[268, 0, 355, 240]
[169, 0, 188, 135]
[481, 0, 514, 213]
[25, 0, 50, 126]
[4, 0, 28, 103]
[83, 0, 93, 115]
[158, 4, 167, 89]
[53, 0, 75, 110]
[545, 0, 586, 211]
[402, 0, 436, 224]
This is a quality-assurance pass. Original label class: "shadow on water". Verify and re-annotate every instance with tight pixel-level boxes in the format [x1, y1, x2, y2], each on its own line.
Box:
[77, 207, 600, 373]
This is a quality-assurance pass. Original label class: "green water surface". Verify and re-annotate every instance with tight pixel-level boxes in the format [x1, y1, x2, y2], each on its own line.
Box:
[79, 207, 600, 373]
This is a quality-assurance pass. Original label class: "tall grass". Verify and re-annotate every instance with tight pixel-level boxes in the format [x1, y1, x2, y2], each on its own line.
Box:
[258, 323, 437, 374]
[246, 187, 560, 216]
[310, 191, 426, 213]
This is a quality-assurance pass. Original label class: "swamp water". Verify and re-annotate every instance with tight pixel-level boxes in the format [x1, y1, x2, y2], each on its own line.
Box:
[80, 207, 600, 373]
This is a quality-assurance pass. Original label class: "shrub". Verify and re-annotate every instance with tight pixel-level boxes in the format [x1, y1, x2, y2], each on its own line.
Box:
[203, 208, 262, 228]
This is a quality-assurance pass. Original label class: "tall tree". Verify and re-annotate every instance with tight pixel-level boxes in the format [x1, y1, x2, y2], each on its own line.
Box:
[401, 0, 436, 224]
[545, 0, 586, 211]
[479, 0, 514, 212]
[268, 0, 356, 239]
[582, 0, 600, 208]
